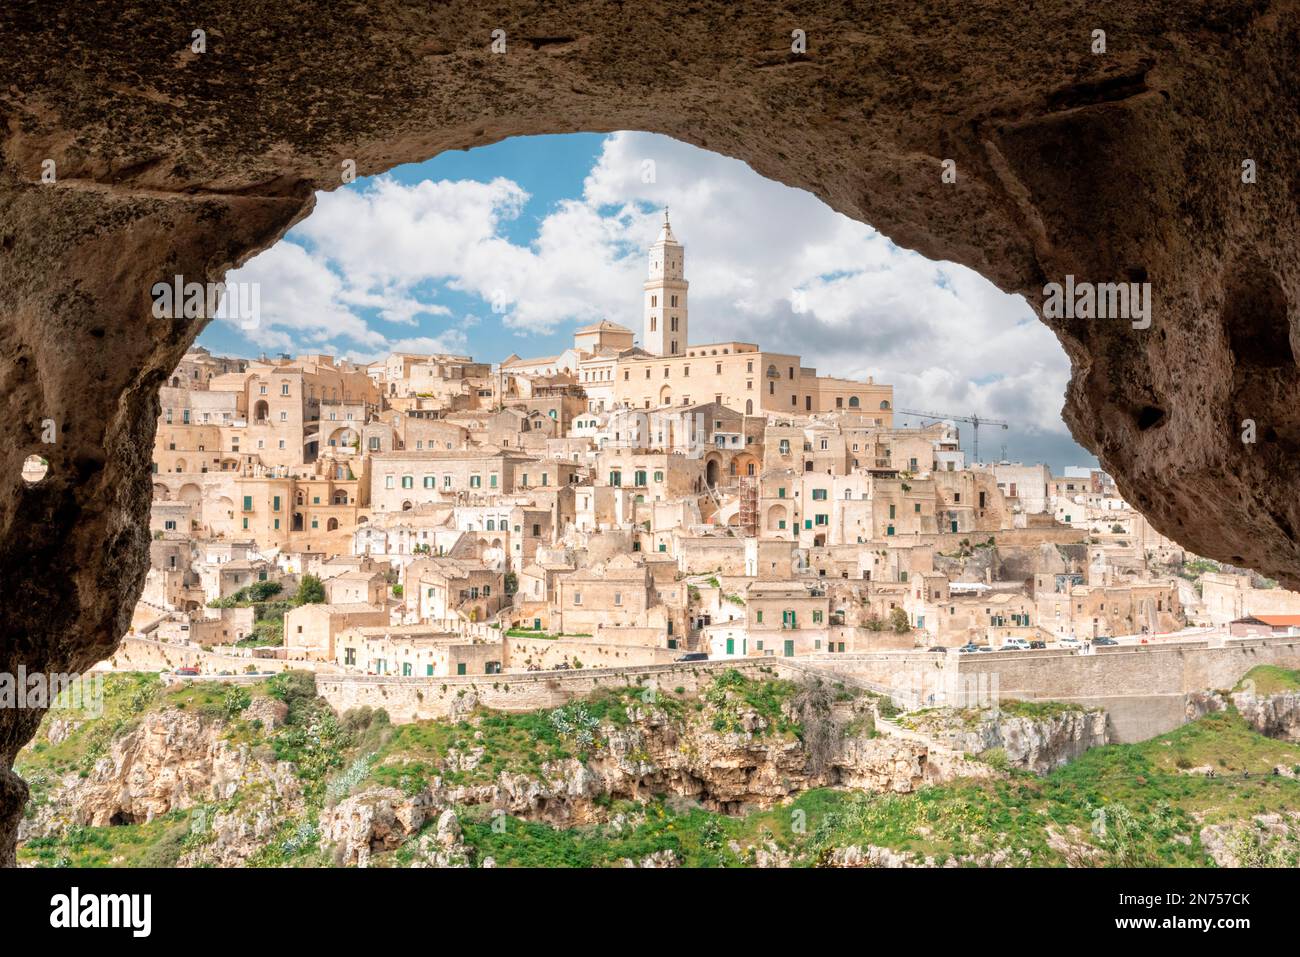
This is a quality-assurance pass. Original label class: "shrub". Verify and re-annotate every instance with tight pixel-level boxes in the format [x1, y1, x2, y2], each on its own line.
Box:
[294, 574, 326, 606]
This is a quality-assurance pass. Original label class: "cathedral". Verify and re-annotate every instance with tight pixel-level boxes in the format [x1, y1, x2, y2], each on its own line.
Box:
[501, 211, 894, 422]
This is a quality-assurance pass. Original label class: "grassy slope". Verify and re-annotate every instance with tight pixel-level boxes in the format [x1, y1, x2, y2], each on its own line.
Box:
[1235, 665, 1300, 696]
[16, 672, 1300, 868]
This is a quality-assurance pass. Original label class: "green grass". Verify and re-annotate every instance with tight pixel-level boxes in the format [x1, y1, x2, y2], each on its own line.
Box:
[423, 709, 1300, 868]
[19, 811, 195, 867]
[1235, 665, 1300, 696]
[20, 672, 1300, 869]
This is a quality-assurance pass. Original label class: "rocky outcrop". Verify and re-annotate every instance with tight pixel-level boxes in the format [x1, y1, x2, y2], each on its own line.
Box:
[307, 693, 1000, 867]
[1199, 812, 1300, 868]
[0, 0, 1297, 864]
[898, 706, 1108, 774]
[1230, 691, 1300, 743]
[1185, 688, 1300, 743]
[318, 788, 435, 867]
[19, 709, 301, 853]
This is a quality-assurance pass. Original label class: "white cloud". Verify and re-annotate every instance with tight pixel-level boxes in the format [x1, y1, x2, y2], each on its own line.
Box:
[214, 131, 1088, 466]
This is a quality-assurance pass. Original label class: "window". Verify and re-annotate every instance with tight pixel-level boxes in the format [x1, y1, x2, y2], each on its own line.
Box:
[635, 470, 647, 486]
[756, 610, 763, 624]
[424, 475, 434, 488]
[812, 611, 823, 624]
[778, 486, 786, 498]
[470, 475, 482, 489]
[889, 504, 896, 519]
[609, 470, 622, 487]
[779, 439, 790, 455]
[815, 514, 828, 526]
[574, 591, 582, 605]
[614, 592, 622, 606]
[242, 495, 253, 512]
[812, 488, 827, 500]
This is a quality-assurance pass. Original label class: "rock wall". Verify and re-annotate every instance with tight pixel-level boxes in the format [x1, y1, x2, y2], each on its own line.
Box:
[897, 706, 1108, 774]
[1232, 690, 1300, 741]
[1, 1, 1296, 863]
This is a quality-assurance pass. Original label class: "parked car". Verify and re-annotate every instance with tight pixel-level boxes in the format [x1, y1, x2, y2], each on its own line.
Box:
[174, 667, 200, 676]
[976, 645, 995, 652]
[676, 652, 709, 662]
[1029, 640, 1047, 649]
[1094, 636, 1119, 646]
[1000, 638, 1031, 651]
[1057, 636, 1081, 648]
[958, 643, 981, 654]
[927, 646, 947, 653]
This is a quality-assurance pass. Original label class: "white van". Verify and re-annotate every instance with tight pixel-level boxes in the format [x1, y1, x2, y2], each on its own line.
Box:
[1057, 635, 1081, 649]
[1000, 637, 1031, 651]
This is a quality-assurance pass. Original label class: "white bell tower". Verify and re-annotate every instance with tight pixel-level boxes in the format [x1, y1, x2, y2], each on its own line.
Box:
[643, 208, 688, 356]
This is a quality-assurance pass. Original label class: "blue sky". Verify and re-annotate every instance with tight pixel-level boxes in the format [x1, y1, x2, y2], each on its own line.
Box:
[203, 131, 1096, 471]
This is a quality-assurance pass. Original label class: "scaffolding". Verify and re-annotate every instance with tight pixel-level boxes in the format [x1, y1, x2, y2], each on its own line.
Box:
[737, 475, 759, 536]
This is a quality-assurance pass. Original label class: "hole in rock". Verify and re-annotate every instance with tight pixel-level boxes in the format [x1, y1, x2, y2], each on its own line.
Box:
[21, 454, 49, 484]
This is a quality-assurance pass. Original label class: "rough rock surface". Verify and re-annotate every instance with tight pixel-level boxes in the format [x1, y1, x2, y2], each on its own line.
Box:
[18, 709, 301, 851]
[1230, 690, 1300, 742]
[1199, 812, 1300, 867]
[898, 705, 1108, 774]
[0, 3, 1296, 861]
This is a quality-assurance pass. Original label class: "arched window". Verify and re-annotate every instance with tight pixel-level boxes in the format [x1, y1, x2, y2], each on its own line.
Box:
[848, 396, 860, 408]
[880, 400, 891, 410]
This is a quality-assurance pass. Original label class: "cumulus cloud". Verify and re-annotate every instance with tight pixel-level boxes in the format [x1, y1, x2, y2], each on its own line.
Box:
[213, 131, 1091, 468]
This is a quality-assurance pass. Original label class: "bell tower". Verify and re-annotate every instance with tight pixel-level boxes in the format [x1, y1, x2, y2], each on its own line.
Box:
[642, 209, 687, 356]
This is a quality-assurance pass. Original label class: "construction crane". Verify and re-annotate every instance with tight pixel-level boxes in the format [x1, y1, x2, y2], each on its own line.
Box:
[895, 408, 1010, 464]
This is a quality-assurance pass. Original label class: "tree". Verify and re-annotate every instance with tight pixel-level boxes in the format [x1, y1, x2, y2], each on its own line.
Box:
[295, 574, 325, 606]
[890, 607, 910, 633]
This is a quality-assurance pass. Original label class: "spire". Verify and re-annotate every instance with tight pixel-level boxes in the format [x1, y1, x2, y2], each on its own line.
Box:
[656, 206, 678, 244]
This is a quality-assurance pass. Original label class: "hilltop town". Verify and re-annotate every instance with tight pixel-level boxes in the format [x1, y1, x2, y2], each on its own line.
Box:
[133, 217, 1300, 718]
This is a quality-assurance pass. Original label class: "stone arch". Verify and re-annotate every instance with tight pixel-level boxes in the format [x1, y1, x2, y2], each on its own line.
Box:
[767, 503, 788, 530]
[704, 453, 722, 489]
[1, 3, 1295, 864]
[328, 426, 358, 448]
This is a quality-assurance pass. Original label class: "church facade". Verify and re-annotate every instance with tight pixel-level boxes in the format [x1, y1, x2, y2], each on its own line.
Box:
[506, 213, 894, 422]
